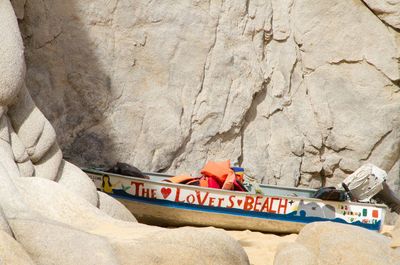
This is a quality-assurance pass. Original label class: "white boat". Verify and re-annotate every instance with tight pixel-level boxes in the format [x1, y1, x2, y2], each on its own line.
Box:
[82, 168, 387, 233]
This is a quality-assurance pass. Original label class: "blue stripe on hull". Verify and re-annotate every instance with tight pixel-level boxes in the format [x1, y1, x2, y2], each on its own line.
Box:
[111, 190, 381, 231]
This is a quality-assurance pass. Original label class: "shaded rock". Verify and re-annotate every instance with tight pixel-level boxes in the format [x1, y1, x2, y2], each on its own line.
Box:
[0, 2, 252, 265]
[27, 120, 57, 163]
[0, 114, 10, 143]
[8, 85, 51, 161]
[0, 0, 25, 106]
[391, 216, 400, 247]
[10, 0, 26, 20]
[19, 0, 400, 189]
[0, 206, 12, 236]
[57, 160, 99, 206]
[9, 123, 34, 177]
[0, 121, 21, 180]
[15, 160, 35, 178]
[0, 229, 35, 265]
[97, 191, 137, 222]
[385, 211, 400, 226]
[32, 142, 62, 180]
[8, 85, 62, 180]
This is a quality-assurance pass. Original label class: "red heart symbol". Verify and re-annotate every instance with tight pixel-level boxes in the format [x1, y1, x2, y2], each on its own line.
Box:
[161, 187, 172, 199]
[237, 199, 243, 206]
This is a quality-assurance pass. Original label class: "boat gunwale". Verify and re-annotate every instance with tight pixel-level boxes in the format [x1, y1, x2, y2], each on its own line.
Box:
[82, 167, 388, 209]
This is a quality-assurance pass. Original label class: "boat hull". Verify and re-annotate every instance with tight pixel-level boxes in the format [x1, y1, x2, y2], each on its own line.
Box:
[83, 168, 386, 233]
[117, 196, 305, 233]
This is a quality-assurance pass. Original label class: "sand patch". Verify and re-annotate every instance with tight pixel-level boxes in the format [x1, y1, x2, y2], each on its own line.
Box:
[226, 230, 297, 265]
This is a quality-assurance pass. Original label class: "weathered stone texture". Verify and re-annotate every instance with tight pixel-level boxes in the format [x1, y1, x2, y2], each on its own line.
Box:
[16, 0, 400, 191]
[0, 2, 251, 264]
[275, 222, 400, 265]
[97, 191, 138, 222]
[362, 0, 400, 30]
[0, 0, 398, 263]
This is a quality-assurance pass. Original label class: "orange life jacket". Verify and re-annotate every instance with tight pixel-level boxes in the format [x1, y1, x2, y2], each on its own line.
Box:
[201, 160, 232, 184]
[165, 161, 247, 191]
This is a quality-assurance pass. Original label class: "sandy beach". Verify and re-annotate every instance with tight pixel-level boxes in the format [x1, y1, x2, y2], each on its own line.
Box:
[227, 230, 297, 265]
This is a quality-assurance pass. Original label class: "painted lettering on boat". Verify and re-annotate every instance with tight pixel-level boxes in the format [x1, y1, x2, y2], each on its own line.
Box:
[243, 196, 288, 214]
[195, 190, 209, 205]
[83, 171, 385, 230]
[97, 176, 384, 229]
[128, 180, 288, 213]
[175, 188, 219, 207]
[227, 195, 235, 208]
[130, 181, 156, 199]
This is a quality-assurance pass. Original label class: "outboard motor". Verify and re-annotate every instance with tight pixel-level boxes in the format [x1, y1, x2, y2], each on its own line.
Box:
[341, 164, 386, 202]
[340, 163, 400, 214]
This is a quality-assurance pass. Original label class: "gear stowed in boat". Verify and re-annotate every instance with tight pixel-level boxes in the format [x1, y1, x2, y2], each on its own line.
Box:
[82, 162, 390, 233]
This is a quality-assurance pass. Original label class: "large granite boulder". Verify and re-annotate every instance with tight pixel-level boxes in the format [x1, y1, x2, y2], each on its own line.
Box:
[15, 0, 400, 193]
[0, 0, 24, 106]
[274, 222, 400, 265]
[0, 207, 12, 236]
[0, 229, 35, 265]
[11, 176, 248, 265]
[1, 0, 399, 263]
[57, 160, 99, 206]
[97, 191, 138, 222]
[0, 1, 250, 264]
[362, 0, 400, 30]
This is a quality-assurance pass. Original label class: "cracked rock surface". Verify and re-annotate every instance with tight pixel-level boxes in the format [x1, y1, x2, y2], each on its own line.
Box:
[0, 1, 250, 264]
[3, 0, 400, 263]
[16, 1, 400, 192]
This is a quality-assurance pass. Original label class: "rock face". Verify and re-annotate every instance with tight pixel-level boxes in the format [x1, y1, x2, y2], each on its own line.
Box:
[274, 222, 400, 265]
[362, 0, 400, 30]
[0, 230, 36, 265]
[97, 191, 138, 222]
[15, 0, 400, 191]
[0, 1, 250, 264]
[0, 0, 398, 263]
